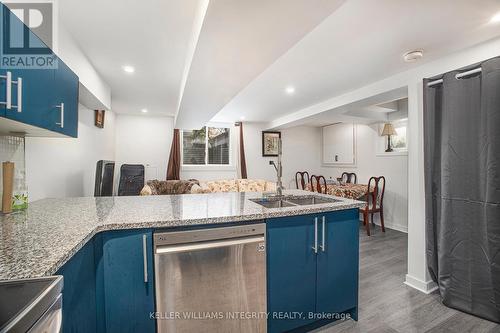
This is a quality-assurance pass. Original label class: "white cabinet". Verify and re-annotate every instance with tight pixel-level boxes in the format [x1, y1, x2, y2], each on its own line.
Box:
[322, 123, 355, 165]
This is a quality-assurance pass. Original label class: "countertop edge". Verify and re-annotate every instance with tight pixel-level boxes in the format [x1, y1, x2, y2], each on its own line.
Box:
[41, 201, 364, 278]
[1, 191, 365, 280]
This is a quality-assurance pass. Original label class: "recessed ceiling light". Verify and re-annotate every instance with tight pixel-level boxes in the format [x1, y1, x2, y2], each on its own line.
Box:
[141, 108, 148, 113]
[403, 50, 424, 62]
[123, 65, 135, 73]
[285, 86, 295, 95]
[490, 12, 500, 23]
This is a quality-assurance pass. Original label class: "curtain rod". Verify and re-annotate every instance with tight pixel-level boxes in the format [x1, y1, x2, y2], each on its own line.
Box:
[427, 67, 482, 87]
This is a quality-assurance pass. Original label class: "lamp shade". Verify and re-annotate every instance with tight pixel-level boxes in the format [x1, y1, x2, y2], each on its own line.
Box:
[381, 123, 397, 136]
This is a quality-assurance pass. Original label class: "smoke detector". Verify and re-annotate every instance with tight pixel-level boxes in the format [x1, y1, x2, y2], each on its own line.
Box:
[403, 50, 424, 62]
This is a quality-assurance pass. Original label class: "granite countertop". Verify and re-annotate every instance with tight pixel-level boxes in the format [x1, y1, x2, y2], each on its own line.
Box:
[0, 190, 364, 280]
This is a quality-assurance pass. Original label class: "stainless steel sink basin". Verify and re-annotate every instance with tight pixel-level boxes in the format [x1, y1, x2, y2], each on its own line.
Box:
[250, 199, 296, 209]
[286, 196, 340, 206]
[250, 195, 340, 209]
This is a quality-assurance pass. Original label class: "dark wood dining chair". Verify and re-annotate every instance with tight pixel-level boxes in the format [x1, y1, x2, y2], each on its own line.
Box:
[310, 175, 327, 194]
[341, 172, 357, 184]
[360, 176, 386, 236]
[295, 171, 310, 190]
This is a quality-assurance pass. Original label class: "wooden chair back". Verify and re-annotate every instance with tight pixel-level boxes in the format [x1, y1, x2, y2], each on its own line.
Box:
[341, 172, 357, 184]
[310, 175, 327, 194]
[366, 176, 386, 211]
[295, 171, 310, 190]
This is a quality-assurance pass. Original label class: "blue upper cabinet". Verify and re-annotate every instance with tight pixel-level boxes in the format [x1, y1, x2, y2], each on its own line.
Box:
[51, 60, 78, 137]
[98, 229, 156, 333]
[0, 67, 6, 118]
[0, 3, 79, 137]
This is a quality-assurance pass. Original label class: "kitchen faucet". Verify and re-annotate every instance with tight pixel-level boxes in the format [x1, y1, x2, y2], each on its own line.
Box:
[269, 138, 283, 197]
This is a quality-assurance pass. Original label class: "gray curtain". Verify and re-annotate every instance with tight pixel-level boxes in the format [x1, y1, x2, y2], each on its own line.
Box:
[424, 57, 500, 323]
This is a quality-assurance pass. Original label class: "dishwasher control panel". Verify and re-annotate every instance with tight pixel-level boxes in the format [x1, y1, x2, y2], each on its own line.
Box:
[154, 222, 266, 246]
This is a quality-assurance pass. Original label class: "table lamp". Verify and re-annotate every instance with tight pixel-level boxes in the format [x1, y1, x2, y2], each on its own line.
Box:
[381, 123, 397, 152]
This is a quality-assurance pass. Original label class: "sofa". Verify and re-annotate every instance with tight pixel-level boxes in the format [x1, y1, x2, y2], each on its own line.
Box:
[140, 179, 277, 195]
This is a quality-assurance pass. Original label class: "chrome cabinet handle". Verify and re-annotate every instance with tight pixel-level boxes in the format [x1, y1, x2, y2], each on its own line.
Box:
[312, 217, 318, 254]
[0, 72, 23, 112]
[142, 234, 148, 283]
[0, 72, 12, 109]
[15, 77, 22, 113]
[56, 103, 64, 128]
[320, 216, 326, 252]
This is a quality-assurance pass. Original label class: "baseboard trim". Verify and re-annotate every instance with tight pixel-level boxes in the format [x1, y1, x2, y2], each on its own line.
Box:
[358, 217, 408, 233]
[376, 221, 407, 233]
[404, 274, 438, 294]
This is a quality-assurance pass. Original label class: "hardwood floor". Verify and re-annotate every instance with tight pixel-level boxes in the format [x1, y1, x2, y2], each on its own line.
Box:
[314, 224, 500, 333]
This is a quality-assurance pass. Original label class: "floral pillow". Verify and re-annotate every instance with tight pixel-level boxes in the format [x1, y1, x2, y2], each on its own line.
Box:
[205, 179, 238, 192]
[237, 179, 267, 192]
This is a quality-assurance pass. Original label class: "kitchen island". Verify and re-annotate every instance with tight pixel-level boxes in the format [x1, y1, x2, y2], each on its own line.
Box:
[0, 190, 365, 333]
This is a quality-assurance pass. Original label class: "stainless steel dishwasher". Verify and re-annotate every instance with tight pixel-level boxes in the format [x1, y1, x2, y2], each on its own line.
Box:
[154, 223, 266, 333]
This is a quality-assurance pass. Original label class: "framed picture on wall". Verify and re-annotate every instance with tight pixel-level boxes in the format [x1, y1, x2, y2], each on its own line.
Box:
[95, 110, 105, 128]
[262, 131, 281, 157]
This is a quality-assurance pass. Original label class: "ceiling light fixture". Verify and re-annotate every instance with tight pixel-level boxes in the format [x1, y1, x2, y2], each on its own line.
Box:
[141, 108, 148, 113]
[123, 65, 135, 73]
[240, 116, 245, 120]
[285, 86, 295, 95]
[403, 50, 424, 62]
[490, 12, 500, 23]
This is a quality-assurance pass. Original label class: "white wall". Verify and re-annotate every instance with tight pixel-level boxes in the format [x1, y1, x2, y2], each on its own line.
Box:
[25, 105, 116, 201]
[320, 124, 408, 232]
[267, 37, 500, 294]
[280, 125, 322, 188]
[244, 123, 323, 188]
[58, 23, 111, 110]
[114, 115, 174, 181]
[181, 122, 322, 185]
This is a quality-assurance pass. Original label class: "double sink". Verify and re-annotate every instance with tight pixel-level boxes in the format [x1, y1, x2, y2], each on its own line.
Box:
[250, 195, 340, 209]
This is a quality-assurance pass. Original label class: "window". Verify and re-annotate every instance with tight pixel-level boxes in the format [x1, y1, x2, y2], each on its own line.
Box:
[390, 120, 407, 151]
[182, 126, 231, 166]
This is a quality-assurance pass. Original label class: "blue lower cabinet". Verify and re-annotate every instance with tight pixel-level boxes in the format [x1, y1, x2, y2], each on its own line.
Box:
[56, 239, 98, 333]
[316, 210, 359, 316]
[57, 229, 156, 333]
[267, 215, 318, 333]
[266, 209, 359, 333]
[98, 229, 156, 333]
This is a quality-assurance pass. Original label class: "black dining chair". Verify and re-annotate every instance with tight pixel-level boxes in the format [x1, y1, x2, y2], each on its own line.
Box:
[118, 164, 145, 196]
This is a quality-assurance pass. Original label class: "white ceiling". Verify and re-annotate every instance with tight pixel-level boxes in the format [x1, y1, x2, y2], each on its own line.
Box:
[60, 0, 500, 126]
[59, 0, 204, 116]
[175, 0, 345, 129]
[274, 87, 409, 128]
[211, 0, 500, 123]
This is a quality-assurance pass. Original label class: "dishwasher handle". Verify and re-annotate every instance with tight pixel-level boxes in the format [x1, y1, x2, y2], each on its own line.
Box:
[155, 235, 265, 255]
